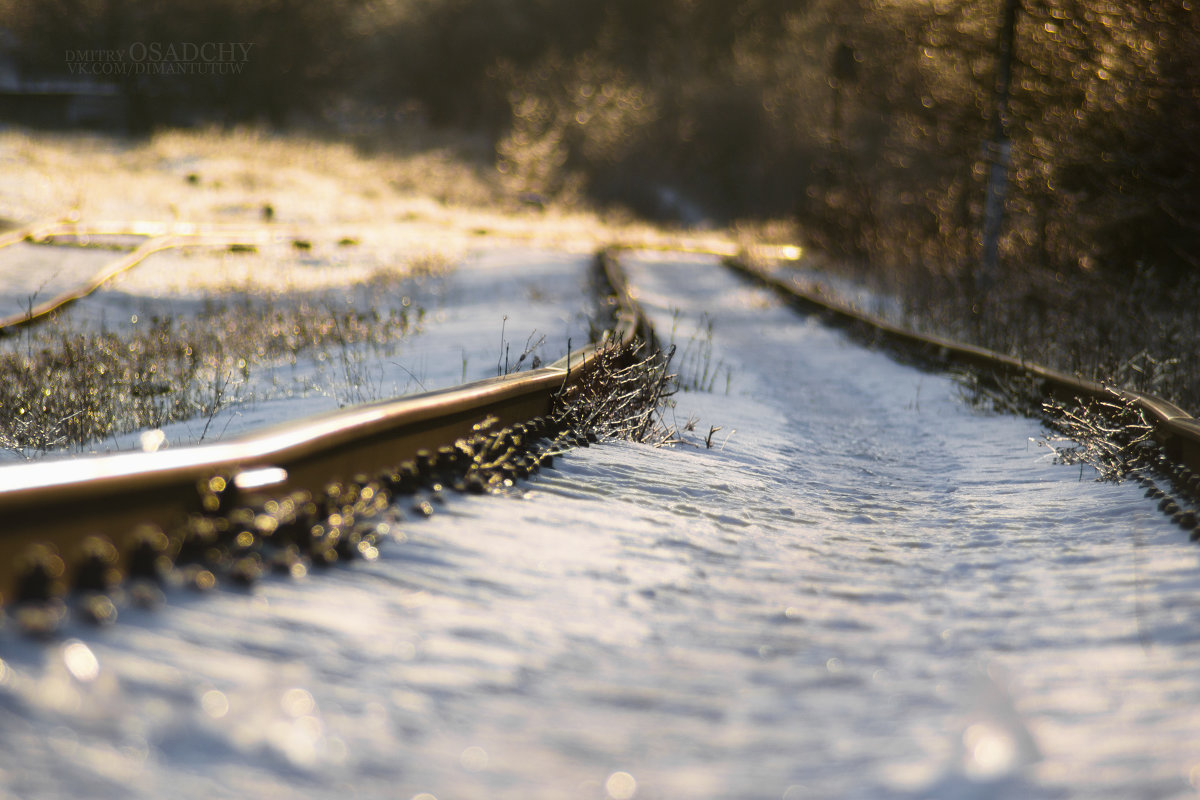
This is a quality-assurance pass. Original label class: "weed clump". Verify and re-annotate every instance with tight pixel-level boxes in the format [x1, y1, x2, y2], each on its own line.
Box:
[1038, 392, 1157, 483]
[556, 342, 676, 447]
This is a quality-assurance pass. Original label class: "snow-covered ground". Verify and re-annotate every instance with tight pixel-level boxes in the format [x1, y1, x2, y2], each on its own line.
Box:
[0, 125, 744, 461]
[0, 240, 595, 459]
[2, 250, 1198, 799]
[766, 256, 907, 324]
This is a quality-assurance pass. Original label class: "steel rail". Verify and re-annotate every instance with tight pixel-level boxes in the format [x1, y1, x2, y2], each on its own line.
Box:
[0, 251, 643, 609]
[0, 217, 74, 250]
[723, 255, 1200, 474]
[0, 234, 186, 332]
[0, 220, 288, 333]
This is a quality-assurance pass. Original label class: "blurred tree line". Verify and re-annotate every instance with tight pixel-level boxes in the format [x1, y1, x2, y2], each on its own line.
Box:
[4, 0, 1197, 288]
[2, 0, 357, 127]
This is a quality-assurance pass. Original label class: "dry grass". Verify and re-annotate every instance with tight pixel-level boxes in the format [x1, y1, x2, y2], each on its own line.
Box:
[896, 263, 1200, 416]
[740, 243, 1200, 420]
[0, 266, 434, 457]
[0, 125, 498, 225]
[0, 125, 743, 260]
[555, 343, 677, 447]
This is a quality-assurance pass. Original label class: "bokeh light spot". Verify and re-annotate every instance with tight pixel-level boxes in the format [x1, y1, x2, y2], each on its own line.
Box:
[62, 641, 100, 683]
[606, 771, 637, 800]
[962, 723, 1018, 779]
[282, 687, 316, 717]
[460, 746, 489, 772]
[201, 689, 230, 719]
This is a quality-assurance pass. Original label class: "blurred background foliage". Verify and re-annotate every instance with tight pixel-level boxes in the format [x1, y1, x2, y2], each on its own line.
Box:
[3, 1, 1197, 324]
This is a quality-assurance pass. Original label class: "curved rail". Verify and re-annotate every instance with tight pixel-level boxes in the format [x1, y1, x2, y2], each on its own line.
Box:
[0, 218, 67, 250]
[723, 255, 1200, 475]
[0, 220, 289, 333]
[0, 251, 646, 614]
[0, 234, 185, 332]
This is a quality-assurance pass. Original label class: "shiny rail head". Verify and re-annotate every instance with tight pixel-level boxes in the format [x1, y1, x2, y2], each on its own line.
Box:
[0, 339, 668, 634]
[0, 398, 623, 635]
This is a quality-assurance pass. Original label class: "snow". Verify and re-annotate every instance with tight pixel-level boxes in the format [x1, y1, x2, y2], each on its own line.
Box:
[1, 250, 1199, 800]
[0, 242, 595, 458]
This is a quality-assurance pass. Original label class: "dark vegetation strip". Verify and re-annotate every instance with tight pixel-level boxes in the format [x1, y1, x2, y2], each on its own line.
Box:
[0, 251, 672, 636]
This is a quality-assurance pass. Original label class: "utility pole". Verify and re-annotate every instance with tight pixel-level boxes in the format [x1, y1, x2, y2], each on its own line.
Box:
[980, 0, 1020, 291]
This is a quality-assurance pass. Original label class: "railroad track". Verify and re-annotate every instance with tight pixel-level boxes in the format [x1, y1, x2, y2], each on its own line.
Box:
[0, 243, 652, 629]
[3, 235, 1197, 629]
[724, 254, 1200, 535]
[0, 218, 798, 336]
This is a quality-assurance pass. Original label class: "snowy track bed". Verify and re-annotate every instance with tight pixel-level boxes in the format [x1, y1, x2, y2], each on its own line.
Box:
[2, 252, 1199, 800]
